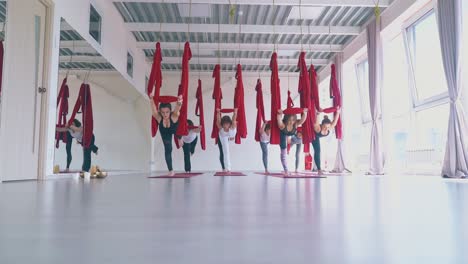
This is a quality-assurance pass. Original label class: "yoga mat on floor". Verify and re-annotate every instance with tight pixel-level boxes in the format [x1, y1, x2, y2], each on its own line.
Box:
[148, 173, 204, 179]
[214, 172, 246, 176]
[297, 171, 349, 177]
[269, 173, 326, 179]
[255, 172, 285, 176]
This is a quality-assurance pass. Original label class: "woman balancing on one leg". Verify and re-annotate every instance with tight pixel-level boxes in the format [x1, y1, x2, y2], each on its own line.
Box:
[288, 130, 303, 173]
[56, 119, 99, 172]
[150, 95, 183, 176]
[217, 108, 238, 173]
[312, 108, 341, 175]
[179, 119, 201, 173]
[258, 122, 271, 173]
[277, 109, 308, 175]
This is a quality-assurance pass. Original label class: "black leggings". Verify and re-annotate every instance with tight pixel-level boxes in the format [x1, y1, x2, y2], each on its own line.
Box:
[83, 135, 98, 172]
[217, 137, 225, 170]
[183, 137, 198, 172]
[312, 138, 321, 170]
[66, 132, 73, 169]
[163, 139, 173, 171]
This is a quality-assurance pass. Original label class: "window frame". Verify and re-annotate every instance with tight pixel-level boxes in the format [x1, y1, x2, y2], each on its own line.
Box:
[89, 4, 103, 45]
[402, 4, 449, 110]
[127, 51, 134, 78]
[354, 57, 372, 125]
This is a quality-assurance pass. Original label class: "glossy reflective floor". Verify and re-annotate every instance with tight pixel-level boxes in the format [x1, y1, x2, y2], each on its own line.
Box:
[0, 172, 467, 264]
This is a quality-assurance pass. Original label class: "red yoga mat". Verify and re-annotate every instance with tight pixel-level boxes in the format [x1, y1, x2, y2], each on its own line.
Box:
[214, 172, 246, 176]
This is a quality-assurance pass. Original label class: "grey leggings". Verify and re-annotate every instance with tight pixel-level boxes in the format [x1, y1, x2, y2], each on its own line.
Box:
[260, 142, 268, 170]
[295, 144, 302, 171]
[280, 148, 288, 172]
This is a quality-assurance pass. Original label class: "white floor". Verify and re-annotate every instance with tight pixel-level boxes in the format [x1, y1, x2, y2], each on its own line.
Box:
[0, 172, 467, 264]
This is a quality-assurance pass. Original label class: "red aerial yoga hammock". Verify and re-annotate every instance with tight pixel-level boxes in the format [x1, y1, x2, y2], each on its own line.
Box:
[254, 79, 266, 142]
[147, 42, 163, 138]
[287, 90, 294, 108]
[309, 64, 321, 127]
[0, 41, 3, 96]
[270, 52, 281, 145]
[195, 79, 206, 150]
[234, 64, 247, 144]
[55, 78, 70, 147]
[322, 64, 342, 139]
[211, 64, 222, 143]
[67, 83, 93, 148]
[176, 42, 192, 137]
[297, 52, 314, 153]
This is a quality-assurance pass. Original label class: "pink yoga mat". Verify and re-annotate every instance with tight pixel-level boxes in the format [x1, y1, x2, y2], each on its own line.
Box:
[148, 173, 204, 179]
[254, 172, 286, 176]
[214, 172, 246, 176]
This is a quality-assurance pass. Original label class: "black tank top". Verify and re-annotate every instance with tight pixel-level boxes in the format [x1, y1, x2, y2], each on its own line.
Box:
[312, 130, 329, 144]
[159, 118, 178, 143]
[280, 125, 297, 149]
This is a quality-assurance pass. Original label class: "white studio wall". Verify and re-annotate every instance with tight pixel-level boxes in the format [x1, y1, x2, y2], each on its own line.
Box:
[44, 0, 150, 177]
[53, 74, 151, 172]
[149, 72, 329, 172]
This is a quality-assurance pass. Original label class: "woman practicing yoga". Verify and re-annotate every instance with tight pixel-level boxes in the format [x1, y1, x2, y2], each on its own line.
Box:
[180, 119, 201, 173]
[288, 130, 303, 173]
[56, 119, 98, 172]
[277, 109, 308, 175]
[259, 122, 271, 173]
[313, 109, 341, 175]
[217, 108, 238, 173]
[150, 95, 183, 176]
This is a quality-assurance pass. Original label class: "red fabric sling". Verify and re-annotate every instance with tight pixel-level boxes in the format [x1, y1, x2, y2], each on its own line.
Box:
[270, 52, 281, 145]
[147, 42, 163, 138]
[255, 79, 266, 142]
[297, 52, 314, 152]
[55, 78, 70, 147]
[195, 79, 206, 150]
[211, 64, 222, 143]
[68, 83, 93, 148]
[326, 64, 342, 139]
[283, 107, 304, 115]
[176, 42, 192, 137]
[234, 64, 247, 144]
[287, 90, 294, 108]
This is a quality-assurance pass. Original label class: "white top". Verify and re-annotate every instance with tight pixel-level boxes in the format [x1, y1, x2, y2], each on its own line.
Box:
[219, 127, 237, 139]
[68, 128, 83, 142]
[182, 130, 198, 143]
[260, 132, 270, 143]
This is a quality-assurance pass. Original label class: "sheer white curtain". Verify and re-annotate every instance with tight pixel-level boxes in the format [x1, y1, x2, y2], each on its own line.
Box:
[436, 0, 468, 178]
[332, 54, 350, 173]
[366, 19, 385, 175]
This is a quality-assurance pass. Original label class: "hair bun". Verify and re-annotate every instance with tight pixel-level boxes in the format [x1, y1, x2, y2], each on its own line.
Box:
[323, 115, 330, 120]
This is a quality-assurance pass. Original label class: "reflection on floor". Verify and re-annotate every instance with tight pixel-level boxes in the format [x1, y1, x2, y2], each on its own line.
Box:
[0, 172, 467, 264]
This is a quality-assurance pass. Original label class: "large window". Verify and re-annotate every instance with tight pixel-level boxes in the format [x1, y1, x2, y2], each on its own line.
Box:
[89, 5, 102, 44]
[355, 59, 371, 124]
[405, 10, 447, 104]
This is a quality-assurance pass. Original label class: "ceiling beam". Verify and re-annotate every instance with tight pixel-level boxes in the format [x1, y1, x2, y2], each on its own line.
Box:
[59, 56, 109, 64]
[114, 0, 390, 7]
[126, 23, 361, 35]
[138, 42, 343, 52]
[156, 57, 329, 66]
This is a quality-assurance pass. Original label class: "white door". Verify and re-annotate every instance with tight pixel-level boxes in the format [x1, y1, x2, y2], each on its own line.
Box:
[0, 0, 47, 181]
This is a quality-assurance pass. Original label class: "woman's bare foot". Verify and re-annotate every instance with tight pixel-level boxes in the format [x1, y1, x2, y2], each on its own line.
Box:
[226, 170, 231, 174]
[223, 169, 227, 172]
[317, 170, 324, 175]
[65, 168, 70, 173]
[265, 170, 269, 174]
[283, 171, 289, 176]
[168, 171, 175, 176]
